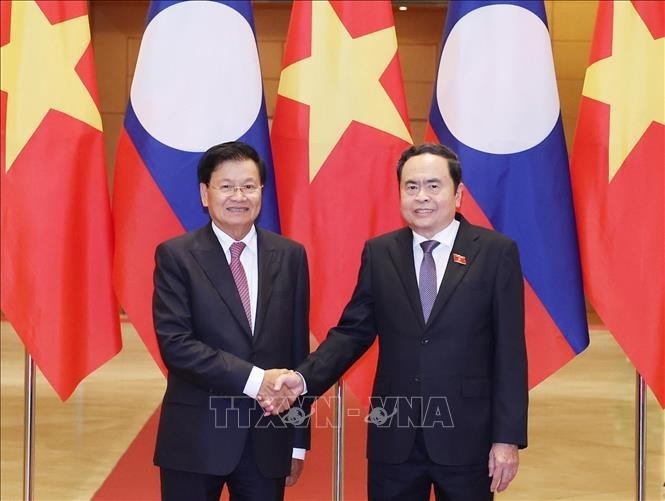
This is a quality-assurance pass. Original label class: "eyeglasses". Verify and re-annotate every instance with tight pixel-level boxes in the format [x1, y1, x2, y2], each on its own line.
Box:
[209, 184, 262, 195]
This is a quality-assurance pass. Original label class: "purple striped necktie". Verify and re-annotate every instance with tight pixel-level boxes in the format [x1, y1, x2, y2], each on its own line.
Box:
[419, 240, 440, 322]
[230, 242, 252, 331]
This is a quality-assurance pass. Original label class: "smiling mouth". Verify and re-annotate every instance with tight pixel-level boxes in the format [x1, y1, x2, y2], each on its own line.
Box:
[415, 209, 434, 214]
[226, 207, 249, 213]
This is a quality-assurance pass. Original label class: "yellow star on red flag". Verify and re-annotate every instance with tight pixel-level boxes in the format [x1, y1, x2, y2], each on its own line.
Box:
[582, 1, 664, 182]
[277, 0, 411, 182]
[1, 0, 102, 171]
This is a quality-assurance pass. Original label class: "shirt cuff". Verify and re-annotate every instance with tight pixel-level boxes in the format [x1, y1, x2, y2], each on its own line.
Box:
[292, 448, 306, 460]
[295, 371, 308, 395]
[243, 366, 265, 399]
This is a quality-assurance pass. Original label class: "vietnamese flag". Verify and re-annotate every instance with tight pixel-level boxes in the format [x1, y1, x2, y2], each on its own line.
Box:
[0, 0, 121, 400]
[271, 0, 412, 402]
[570, 1, 665, 406]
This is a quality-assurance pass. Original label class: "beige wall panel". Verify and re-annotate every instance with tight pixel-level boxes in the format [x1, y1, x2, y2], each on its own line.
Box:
[254, 5, 291, 41]
[558, 79, 585, 150]
[127, 37, 143, 77]
[258, 40, 285, 80]
[553, 40, 592, 80]
[551, 0, 598, 41]
[92, 32, 128, 114]
[411, 120, 429, 145]
[101, 112, 125, 184]
[399, 43, 438, 83]
[90, 1, 149, 35]
[263, 78, 280, 119]
[394, 7, 445, 44]
[405, 81, 435, 121]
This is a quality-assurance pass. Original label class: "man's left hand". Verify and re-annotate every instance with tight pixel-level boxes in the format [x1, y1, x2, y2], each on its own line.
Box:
[488, 442, 519, 493]
[286, 458, 304, 487]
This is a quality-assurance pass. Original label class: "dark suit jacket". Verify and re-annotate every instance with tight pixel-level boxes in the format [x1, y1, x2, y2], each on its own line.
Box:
[152, 224, 310, 477]
[298, 214, 527, 465]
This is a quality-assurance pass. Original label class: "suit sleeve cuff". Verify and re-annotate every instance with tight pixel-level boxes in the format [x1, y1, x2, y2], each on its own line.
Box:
[292, 448, 306, 460]
[243, 366, 264, 399]
[295, 371, 308, 395]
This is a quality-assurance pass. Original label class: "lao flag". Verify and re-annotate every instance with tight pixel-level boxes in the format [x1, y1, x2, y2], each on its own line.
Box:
[426, 0, 589, 387]
[112, 0, 278, 369]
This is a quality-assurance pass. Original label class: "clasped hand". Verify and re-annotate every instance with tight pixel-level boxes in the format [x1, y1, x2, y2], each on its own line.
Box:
[256, 369, 304, 415]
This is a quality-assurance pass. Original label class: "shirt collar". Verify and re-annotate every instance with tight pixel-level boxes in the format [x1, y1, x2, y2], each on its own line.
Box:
[210, 223, 258, 255]
[412, 218, 460, 249]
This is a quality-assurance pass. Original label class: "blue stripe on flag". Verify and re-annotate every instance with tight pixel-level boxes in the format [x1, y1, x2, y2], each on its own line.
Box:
[428, 0, 588, 353]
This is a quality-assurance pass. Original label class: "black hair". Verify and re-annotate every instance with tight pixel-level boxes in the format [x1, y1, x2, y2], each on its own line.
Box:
[197, 141, 266, 185]
[396, 143, 462, 191]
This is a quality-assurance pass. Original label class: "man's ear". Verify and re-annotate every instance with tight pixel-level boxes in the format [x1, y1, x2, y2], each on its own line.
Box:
[200, 183, 209, 208]
[455, 183, 464, 208]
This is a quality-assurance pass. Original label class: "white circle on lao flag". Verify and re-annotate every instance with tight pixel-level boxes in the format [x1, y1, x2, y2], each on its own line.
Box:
[436, 4, 560, 154]
[130, 2, 262, 152]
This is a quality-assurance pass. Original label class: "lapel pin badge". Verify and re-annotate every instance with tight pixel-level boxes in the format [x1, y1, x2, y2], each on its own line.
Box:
[452, 253, 467, 265]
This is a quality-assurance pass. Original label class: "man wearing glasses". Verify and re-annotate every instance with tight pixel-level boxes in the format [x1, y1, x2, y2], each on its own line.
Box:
[152, 141, 310, 501]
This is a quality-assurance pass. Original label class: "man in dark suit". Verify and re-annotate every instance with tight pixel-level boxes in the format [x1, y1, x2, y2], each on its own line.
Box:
[268, 143, 527, 500]
[152, 141, 310, 501]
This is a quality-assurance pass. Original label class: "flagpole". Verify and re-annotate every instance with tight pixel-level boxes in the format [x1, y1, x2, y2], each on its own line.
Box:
[635, 373, 646, 501]
[332, 381, 344, 501]
[23, 351, 36, 501]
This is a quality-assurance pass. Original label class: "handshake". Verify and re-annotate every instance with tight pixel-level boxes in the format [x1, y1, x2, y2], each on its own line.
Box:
[257, 369, 306, 415]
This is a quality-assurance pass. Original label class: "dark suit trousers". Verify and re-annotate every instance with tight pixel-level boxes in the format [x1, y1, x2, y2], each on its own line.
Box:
[368, 428, 493, 501]
[160, 435, 286, 501]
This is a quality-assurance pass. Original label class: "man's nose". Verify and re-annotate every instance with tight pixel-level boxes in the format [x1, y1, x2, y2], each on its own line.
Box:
[229, 187, 248, 200]
[415, 186, 430, 200]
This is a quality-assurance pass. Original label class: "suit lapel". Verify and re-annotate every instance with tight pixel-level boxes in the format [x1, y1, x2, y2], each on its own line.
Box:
[190, 225, 252, 337]
[388, 228, 426, 331]
[253, 229, 280, 344]
[427, 216, 480, 326]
